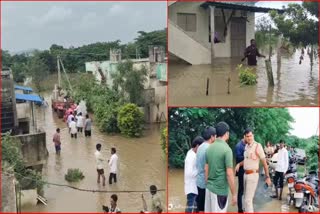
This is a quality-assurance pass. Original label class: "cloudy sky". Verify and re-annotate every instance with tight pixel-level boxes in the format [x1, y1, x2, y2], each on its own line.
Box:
[255, 1, 302, 23]
[2, 2, 167, 53]
[288, 108, 319, 139]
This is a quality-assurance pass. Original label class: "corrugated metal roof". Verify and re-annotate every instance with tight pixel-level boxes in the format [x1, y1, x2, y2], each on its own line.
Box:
[216, 1, 257, 6]
[201, 1, 285, 13]
[15, 93, 42, 104]
[15, 85, 33, 92]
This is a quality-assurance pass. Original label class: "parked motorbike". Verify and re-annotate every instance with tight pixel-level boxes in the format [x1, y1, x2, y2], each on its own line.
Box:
[285, 155, 298, 205]
[293, 171, 319, 212]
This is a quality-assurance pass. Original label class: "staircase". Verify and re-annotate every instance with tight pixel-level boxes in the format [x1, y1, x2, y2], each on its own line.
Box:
[169, 20, 211, 65]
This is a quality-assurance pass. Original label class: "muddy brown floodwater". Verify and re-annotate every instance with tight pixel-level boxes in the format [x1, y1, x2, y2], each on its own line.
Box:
[22, 94, 167, 212]
[168, 169, 297, 212]
[169, 51, 319, 106]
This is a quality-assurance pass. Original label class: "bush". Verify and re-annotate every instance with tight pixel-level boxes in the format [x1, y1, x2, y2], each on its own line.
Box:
[95, 101, 120, 133]
[237, 64, 257, 86]
[117, 103, 144, 137]
[160, 127, 168, 156]
[65, 168, 85, 182]
[2, 133, 44, 190]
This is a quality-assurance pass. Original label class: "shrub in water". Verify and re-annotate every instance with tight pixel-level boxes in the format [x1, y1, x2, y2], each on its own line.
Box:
[65, 168, 85, 182]
[237, 64, 257, 86]
[117, 103, 144, 137]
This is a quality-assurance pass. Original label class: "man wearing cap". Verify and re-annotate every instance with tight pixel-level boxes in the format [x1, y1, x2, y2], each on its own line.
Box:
[235, 128, 271, 212]
[196, 127, 216, 212]
[184, 136, 204, 213]
[205, 122, 237, 212]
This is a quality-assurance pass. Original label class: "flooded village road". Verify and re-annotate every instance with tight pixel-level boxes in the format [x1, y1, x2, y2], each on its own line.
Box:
[169, 51, 319, 106]
[22, 94, 166, 212]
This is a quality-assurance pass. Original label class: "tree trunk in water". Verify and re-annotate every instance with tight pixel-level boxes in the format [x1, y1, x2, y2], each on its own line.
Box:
[310, 45, 314, 66]
[265, 59, 274, 86]
[276, 37, 282, 71]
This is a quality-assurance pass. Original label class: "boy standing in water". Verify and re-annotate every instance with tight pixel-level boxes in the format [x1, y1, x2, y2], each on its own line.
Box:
[53, 128, 61, 155]
[95, 143, 106, 186]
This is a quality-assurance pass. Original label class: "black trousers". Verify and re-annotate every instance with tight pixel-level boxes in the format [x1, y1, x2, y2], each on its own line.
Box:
[109, 173, 117, 184]
[237, 169, 244, 212]
[274, 171, 284, 188]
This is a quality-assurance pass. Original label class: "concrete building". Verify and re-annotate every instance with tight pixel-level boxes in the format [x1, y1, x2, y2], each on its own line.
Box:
[1, 69, 48, 211]
[85, 47, 167, 123]
[169, 1, 283, 65]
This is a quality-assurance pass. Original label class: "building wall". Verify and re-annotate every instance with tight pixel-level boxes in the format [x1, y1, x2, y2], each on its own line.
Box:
[16, 103, 31, 120]
[16, 132, 48, 167]
[1, 172, 17, 212]
[169, 2, 255, 58]
[86, 59, 151, 88]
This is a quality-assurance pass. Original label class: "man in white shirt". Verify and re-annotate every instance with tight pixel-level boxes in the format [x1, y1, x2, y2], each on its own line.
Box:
[271, 140, 289, 200]
[108, 147, 119, 185]
[67, 111, 74, 133]
[69, 117, 77, 138]
[184, 136, 205, 213]
[76, 112, 84, 133]
[95, 143, 106, 186]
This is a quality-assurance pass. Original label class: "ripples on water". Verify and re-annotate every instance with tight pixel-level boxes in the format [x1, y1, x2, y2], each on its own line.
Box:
[22, 95, 166, 212]
[169, 50, 319, 106]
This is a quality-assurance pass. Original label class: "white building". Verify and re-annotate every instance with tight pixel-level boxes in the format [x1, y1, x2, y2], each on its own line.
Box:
[85, 47, 167, 123]
[169, 1, 283, 65]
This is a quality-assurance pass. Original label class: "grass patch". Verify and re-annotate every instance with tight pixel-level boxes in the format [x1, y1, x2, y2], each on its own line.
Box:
[65, 168, 85, 182]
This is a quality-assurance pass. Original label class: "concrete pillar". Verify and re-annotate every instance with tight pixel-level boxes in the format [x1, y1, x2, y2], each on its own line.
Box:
[210, 6, 215, 64]
[1, 172, 17, 212]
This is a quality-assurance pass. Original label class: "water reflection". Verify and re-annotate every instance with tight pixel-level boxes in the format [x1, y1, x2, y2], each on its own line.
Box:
[169, 50, 318, 106]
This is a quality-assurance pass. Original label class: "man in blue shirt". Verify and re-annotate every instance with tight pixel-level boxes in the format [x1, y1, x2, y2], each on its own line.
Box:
[235, 136, 246, 213]
[196, 127, 216, 212]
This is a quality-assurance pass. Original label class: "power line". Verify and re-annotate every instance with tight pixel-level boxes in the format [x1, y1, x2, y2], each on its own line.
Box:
[3, 171, 165, 194]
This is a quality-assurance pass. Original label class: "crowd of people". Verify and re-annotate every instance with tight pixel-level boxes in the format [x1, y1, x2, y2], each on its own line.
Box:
[52, 104, 92, 155]
[184, 121, 292, 213]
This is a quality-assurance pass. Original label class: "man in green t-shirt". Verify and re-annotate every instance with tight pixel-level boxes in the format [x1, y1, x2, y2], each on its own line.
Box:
[205, 122, 237, 212]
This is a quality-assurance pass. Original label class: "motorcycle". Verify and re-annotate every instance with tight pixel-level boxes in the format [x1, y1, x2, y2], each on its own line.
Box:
[293, 171, 319, 212]
[285, 155, 298, 205]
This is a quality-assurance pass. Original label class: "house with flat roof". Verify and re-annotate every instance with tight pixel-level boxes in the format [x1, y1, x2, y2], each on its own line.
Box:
[169, 1, 284, 65]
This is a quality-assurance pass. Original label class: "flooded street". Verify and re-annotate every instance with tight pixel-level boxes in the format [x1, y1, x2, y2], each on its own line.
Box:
[22, 94, 166, 212]
[168, 169, 297, 212]
[169, 50, 319, 106]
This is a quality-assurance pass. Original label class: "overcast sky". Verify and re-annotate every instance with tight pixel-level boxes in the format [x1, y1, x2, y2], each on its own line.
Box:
[2, 2, 167, 53]
[288, 108, 319, 139]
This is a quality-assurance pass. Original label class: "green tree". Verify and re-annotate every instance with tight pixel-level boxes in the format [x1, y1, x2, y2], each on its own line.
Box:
[270, 3, 318, 47]
[26, 54, 49, 92]
[305, 135, 319, 171]
[168, 108, 294, 168]
[112, 60, 147, 106]
[11, 62, 27, 83]
[38, 50, 56, 73]
[134, 29, 167, 57]
[1, 49, 12, 68]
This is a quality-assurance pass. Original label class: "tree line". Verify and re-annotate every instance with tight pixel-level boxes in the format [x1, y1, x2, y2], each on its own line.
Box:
[2, 28, 166, 84]
[168, 108, 319, 171]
